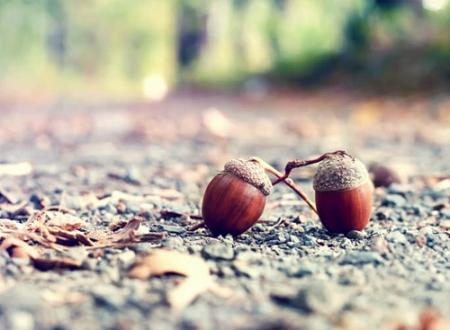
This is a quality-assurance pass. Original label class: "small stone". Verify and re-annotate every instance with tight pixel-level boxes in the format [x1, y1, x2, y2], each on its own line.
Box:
[386, 231, 408, 244]
[202, 241, 235, 261]
[382, 195, 406, 207]
[232, 260, 260, 278]
[441, 209, 450, 219]
[375, 211, 388, 220]
[440, 220, 450, 230]
[346, 230, 366, 240]
[338, 268, 366, 286]
[294, 282, 345, 315]
[291, 262, 317, 277]
[340, 251, 383, 265]
[117, 250, 136, 268]
[7, 311, 34, 330]
[302, 234, 317, 247]
[277, 233, 287, 243]
[290, 235, 300, 244]
[388, 184, 412, 196]
[162, 236, 185, 250]
[92, 285, 125, 310]
[160, 224, 185, 234]
[0, 285, 42, 311]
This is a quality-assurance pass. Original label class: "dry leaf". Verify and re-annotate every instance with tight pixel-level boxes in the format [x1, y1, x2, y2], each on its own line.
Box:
[129, 249, 213, 311]
[0, 236, 39, 260]
[87, 218, 165, 249]
[32, 257, 83, 271]
[111, 218, 141, 243]
[48, 228, 94, 246]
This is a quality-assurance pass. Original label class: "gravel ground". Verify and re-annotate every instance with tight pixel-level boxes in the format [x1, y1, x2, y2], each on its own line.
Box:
[0, 93, 449, 330]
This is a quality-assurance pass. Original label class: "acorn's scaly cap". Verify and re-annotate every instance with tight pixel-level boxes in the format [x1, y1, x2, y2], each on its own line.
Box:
[313, 154, 369, 192]
[224, 159, 272, 196]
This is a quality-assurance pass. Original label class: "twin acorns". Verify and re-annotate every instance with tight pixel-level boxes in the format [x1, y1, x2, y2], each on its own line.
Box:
[200, 151, 373, 236]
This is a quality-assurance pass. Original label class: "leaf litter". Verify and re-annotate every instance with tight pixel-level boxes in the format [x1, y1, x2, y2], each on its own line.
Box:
[1, 208, 166, 270]
[129, 249, 217, 311]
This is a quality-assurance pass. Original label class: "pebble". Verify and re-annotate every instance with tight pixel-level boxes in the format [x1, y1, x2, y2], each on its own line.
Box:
[202, 241, 235, 261]
[346, 230, 366, 240]
[117, 250, 136, 268]
[293, 282, 345, 315]
[386, 231, 408, 244]
[160, 224, 185, 234]
[382, 194, 407, 207]
[162, 236, 185, 250]
[340, 251, 384, 265]
[92, 285, 126, 310]
[0, 285, 42, 311]
[291, 262, 317, 277]
[441, 209, 450, 219]
[7, 311, 35, 330]
[232, 260, 260, 278]
[338, 268, 366, 286]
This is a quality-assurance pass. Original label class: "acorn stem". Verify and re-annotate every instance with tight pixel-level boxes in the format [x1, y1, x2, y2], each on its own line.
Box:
[272, 150, 352, 185]
[249, 157, 318, 215]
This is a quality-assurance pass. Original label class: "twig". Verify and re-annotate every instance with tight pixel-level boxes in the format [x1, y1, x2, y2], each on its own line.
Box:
[272, 150, 351, 185]
[249, 157, 318, 215]
[188, 221, 206, 231]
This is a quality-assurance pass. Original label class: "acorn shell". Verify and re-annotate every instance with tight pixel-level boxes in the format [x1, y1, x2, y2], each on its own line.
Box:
[315, 181, 373, 233]
[313, 155, 373, 233]
[224, 159, 272, 195]
[313, 155, 369, 192]
[202, 172, 266, 236]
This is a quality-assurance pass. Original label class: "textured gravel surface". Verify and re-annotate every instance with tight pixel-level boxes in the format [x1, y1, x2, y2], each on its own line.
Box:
[0, 94, 449, 330]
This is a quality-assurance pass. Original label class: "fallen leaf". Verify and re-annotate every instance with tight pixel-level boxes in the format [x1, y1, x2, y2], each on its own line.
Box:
[87, 218, 166, 249]
[129, 249, 213, 311]
[111, 218, 141, 243]
[0, 237, 39, 260]
[48, 228, 94, 246]
[32, 256, 83, 271]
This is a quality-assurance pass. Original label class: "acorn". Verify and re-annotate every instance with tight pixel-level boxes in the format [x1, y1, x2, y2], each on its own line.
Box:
[313, 154, 373, 233]
[368, 162, 402, 188]
[276, 151, 373, 233]
[201, 159, 272, 236]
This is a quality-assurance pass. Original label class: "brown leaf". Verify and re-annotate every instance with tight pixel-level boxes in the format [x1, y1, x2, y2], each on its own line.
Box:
[0, 237, 39, 259]
[111, 218, 141, 243]
[32, 256, 82, 271]
[129, 249, 213, 311]
[48, 228, 94, 246]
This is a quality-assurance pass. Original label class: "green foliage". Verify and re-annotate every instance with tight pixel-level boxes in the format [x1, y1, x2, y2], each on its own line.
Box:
[0, 0, 448, 94]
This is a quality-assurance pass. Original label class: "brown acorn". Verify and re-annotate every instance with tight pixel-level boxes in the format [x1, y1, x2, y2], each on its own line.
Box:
[368, 162, 402, 188]
[313, 154, 373, 233]
[201, 159, 272, 236]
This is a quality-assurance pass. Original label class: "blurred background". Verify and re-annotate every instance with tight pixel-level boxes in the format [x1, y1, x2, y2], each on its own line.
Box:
[1, 0, 449, 101]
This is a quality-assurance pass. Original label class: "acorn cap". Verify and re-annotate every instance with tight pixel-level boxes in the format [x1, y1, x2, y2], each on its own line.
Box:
[313, 154, 369, 192]
[223, 159, 272, 196]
